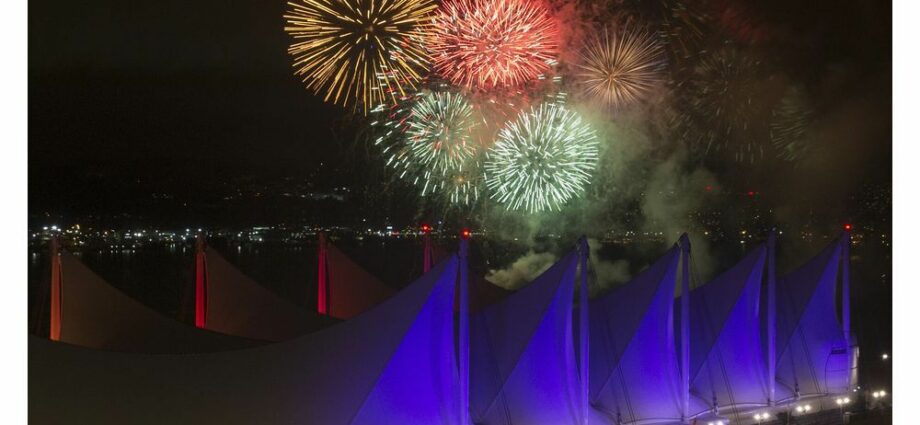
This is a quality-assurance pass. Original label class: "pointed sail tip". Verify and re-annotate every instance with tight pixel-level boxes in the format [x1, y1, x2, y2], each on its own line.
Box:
[458, 237, 469, 258]
[576, 235, 589, 255]
[195, 233, 206, 252]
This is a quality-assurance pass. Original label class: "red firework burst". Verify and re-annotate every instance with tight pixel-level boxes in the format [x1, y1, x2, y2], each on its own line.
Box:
[427, 0, 560, 90]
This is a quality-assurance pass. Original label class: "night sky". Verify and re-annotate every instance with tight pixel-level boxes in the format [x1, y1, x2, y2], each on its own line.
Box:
[29, 0, 892, 229]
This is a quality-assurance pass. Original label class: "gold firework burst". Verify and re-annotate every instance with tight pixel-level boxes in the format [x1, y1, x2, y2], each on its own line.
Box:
[575, 26, 665, 109]
[284, 0, 436, 114]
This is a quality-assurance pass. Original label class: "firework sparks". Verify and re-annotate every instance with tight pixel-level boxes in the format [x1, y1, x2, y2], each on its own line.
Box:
[771, 85, 816, 162]
[576, 26, 665, 108]
[485, 103, 599, 213]
[426, 0, 560, 90]
[374, 91, 482, 204]
[671, 47, 777, 163]
[654, 0, 711, 69]
[284, 0, 436, 114]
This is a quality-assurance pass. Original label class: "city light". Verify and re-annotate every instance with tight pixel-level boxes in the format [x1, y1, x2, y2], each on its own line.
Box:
[882, 353, 889, 360]
[795, 404, 813, 413]
[873, 389, 887, 398]
[753, 412, 770, 421]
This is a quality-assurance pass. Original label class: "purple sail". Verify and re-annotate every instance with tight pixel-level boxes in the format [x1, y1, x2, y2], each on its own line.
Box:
[589, 244, 691, 423]
[776, 236, 852, 401]
[687, 243, 773, 416]
[470, 250, 587, 425]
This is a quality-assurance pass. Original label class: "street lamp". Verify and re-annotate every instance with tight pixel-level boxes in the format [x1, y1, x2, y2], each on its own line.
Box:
[872, 389, 889, 413]
[835, 397, 852, 422]
[753, 412, 770, 423]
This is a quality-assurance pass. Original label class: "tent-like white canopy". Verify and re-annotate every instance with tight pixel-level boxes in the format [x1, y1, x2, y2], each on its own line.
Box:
[686, 241, 780, 417]
[470, 245, 600, 425]
[198, 245, 336, 341]
[30, 252, 466, 425]
[776, 234, 854, 402]
[589, 243, 696, 424]
[50, 249, 259, 353]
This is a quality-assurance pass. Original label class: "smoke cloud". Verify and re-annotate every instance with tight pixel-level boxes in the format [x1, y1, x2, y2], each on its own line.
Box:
[485, 250, 558, 290]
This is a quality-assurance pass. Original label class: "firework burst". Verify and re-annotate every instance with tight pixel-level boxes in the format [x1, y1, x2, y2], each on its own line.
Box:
[575, 26, 665, 108]
[654, 0, 711, 69]
[426, 0, 560, 90]
[671, 47, 778, 163]
[771, 85, 816, 162]
[485, 103, 599, 213]
[373, 91, 482, 205]
[284, 0, 436, 114]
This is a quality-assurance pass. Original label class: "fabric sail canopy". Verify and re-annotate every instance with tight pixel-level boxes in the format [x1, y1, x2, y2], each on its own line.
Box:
[470, 249, 589, 425]
[428, 237, 512, 313]
[52, 250, 259, 353]
[30, 254, 465, 425]
[589, 244, 693, 424]
[687, 242, 774, 416]
[321, 233, 510, 319]
[775, 236, 851, 401]
[200, 246, 336, 341]
[321, 240, 396, 319]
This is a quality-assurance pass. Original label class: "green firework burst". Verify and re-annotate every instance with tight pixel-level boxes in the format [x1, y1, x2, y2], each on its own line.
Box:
[373, 91, 482, 205]
[485, 103, 600, 213]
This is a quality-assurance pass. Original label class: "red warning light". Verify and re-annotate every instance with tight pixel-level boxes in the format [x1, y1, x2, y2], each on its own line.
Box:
[421, 224, 432, 234]
[844, 223, 853, 232]
[747, 191, 756, 197]
[705, 185, 713, 192]
[461, 228, 471, 239]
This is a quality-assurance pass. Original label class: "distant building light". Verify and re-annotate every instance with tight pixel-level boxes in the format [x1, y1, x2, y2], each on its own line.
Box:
[882, 353, 889, 360]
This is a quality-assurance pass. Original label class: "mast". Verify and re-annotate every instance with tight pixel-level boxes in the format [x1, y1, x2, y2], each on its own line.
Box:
[194, 233, 208, 328]
[458, 232, 470, 425]
[317, 232, 329, 316]
[767, 231, 777, 405]
[841, 231, 852, 390]
[49, 236, 62, 341]
[423, 224, 433, 273]
[679, 233, 691, 422]
[578, 236, 590, 425]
